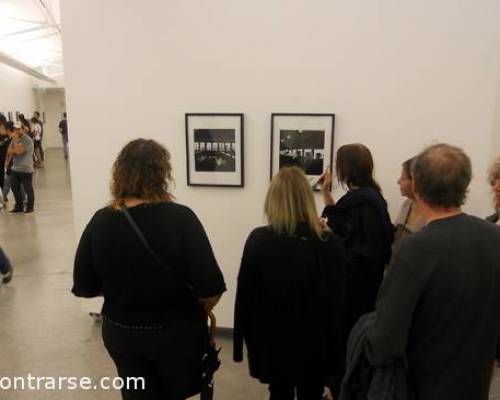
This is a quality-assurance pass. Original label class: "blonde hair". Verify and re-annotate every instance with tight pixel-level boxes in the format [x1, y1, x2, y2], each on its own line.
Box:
[265, 166, 324, 239]
[488, 156, 500, 186]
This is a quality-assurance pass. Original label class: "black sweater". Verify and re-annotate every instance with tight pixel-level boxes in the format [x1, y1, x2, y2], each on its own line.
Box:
[322, 187, 394, 280]
[72, 202, 226, 326]
[366, 214, 500, 400]
[233, 225, 347, 393]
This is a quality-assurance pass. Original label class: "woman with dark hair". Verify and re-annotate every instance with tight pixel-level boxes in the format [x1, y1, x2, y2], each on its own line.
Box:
[487, 156, 500, 225]
[321, 143, 393, 328]
[234, 167, 347, 400]
[72, 139, 226, 400]
[392, 157, 425, 254]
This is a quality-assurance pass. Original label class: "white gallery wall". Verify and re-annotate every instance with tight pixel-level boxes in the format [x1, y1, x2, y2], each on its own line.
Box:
[36, 89, 66, 149]
[62, 0, 500, 327]
[0, 62, 36, 119]
[492, 70, 500, 158]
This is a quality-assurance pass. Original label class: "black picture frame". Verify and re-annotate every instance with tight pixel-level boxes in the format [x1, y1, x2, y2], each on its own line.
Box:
[270, 113, 335, 190]
[185, 113, 244, 187]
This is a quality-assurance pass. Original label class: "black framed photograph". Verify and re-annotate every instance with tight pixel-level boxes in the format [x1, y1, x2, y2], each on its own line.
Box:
[270, 113, 335, 189]
[185, 113, 244, 187]
[7, 112, 13, 122]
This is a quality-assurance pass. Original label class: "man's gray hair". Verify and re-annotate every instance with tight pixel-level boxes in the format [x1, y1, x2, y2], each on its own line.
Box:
[413, 143, 472, 208]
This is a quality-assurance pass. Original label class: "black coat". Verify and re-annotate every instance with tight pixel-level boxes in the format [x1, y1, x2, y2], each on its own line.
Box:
[233, 225, 347, 393]
[322, 187, 394, 326]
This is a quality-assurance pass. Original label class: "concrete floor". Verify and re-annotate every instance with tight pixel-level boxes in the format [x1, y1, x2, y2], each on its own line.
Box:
[0, 148, 499, 399]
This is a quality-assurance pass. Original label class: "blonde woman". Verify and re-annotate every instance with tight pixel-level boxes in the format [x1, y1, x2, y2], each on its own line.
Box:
[487, 156, 500, 225]
[233, 166, 347, 400]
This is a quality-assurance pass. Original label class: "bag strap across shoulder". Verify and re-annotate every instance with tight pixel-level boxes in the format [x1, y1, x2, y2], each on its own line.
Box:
[121, 207, 194, 291]
[122, 208, 172, 273]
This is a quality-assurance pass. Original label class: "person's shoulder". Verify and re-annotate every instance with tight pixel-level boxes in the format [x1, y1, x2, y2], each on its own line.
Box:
[243, 226, 275, 245]
[163, 202, 198, 219]
[247, 226, 272, 240]
[465, 214, 500, 236]
[22, 134, 33, 143]
[91, 206, 116, 221]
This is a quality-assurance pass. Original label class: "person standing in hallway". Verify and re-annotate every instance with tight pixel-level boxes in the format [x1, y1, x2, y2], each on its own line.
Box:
[366, 144, 500, 400]
[5, 121, 35, 214]
[31, 117, 44, 168]
[1, 122, 15, 205]
[234, 166, 347, 400]
[0, 246, 13, 285]
[487, 156, 500, 225]
[392, 156, 426, 256]
[58, 112, 69, 159]
[32, 111, 44, 162]
[0, 116, 10, 207]
[73, 139, 226, 400]
[320, 144, 394, 329]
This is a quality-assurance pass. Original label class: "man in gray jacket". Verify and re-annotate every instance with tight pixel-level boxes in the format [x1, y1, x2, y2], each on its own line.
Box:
[366, 143, 500, 400]
[6, 121, 35, 213]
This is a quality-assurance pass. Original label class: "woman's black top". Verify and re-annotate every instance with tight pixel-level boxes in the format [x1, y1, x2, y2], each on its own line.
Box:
[233, 224, 347, 393]
[322, 187, 394, 281]
[72, 202, 226, 326]
[0, 135, 10, 169]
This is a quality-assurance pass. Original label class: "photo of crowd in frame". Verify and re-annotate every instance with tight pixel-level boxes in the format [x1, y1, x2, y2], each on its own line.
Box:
[185, 113, 244, 187]
[270, 113, 335, 190]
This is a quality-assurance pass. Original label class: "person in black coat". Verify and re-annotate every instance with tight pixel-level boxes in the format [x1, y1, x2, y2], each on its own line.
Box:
[320, 144, 394, 329]
[233, 166, 347, 400]
[72, 139, 226, 400]
[0, 118, 9, 197]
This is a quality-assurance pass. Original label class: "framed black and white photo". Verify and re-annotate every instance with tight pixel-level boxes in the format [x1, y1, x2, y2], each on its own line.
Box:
[270, 113, 335, 189]
[185, 113, 244, 187]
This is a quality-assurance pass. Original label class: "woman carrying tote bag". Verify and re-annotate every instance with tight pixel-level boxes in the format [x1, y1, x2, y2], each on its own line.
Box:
[72, 139, 226, 400]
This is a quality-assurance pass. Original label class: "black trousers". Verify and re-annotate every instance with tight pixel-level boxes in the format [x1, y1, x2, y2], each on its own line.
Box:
[347, 273, 383, 329]
[34, 140, 44, 161]
[11, 171, 34, 211]
[268, 380, 324, 400]
[102, 313, 206, 400]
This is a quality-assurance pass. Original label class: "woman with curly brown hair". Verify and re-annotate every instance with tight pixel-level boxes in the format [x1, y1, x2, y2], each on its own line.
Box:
[72, 139, 226, 400]
[487, 156, 500, 225]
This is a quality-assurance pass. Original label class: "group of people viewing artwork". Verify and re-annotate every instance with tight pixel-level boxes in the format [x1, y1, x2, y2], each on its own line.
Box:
[0, 111, 69, 213]
[72, 138, 500, 400]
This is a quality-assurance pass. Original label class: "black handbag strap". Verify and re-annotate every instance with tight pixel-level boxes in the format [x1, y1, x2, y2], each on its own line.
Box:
[121, 207, 179, 281]
[121, 207, 196, 292]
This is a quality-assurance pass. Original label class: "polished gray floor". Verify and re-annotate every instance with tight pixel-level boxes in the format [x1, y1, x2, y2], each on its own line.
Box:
[0, 149, 498, 399]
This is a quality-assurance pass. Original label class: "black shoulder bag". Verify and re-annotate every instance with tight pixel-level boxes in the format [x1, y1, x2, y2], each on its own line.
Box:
[122, 208, 221, 400]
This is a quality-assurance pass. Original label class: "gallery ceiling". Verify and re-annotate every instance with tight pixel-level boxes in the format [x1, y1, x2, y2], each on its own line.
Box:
[0, 0, 63, 80]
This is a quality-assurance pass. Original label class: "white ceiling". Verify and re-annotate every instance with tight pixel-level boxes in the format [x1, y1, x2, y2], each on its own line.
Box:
[0, 0, 63, 79]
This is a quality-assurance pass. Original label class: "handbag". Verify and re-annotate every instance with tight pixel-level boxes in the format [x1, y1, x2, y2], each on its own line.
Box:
[121, 207, 221, 399]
